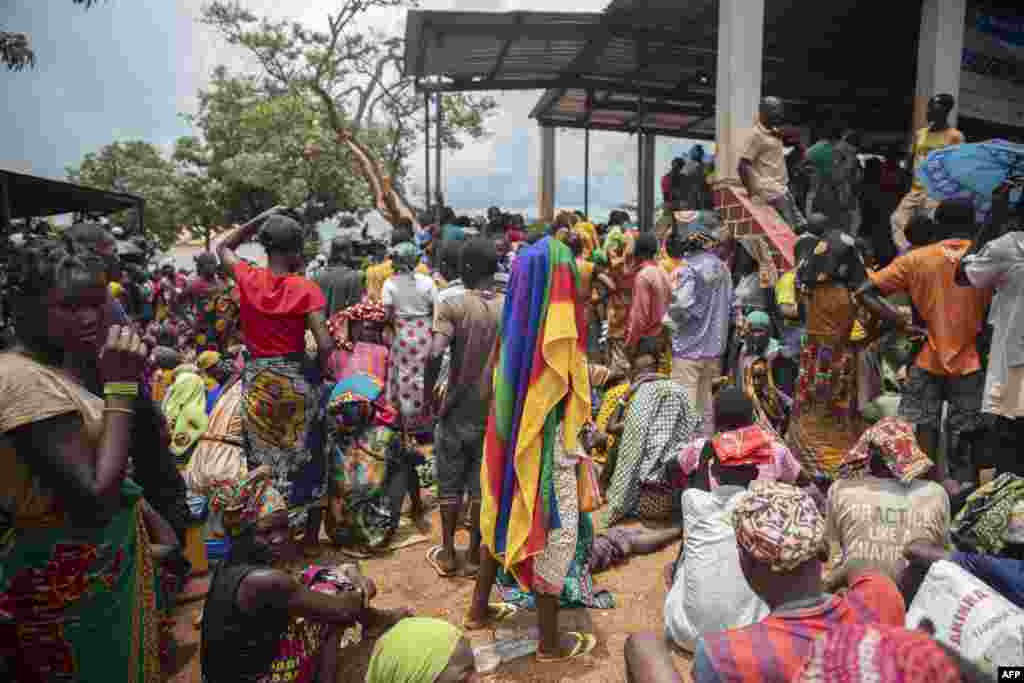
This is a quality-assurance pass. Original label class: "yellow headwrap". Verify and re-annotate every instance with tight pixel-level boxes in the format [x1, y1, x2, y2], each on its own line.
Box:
[163, 372, 209, 462]
[366, 618, 462, 683]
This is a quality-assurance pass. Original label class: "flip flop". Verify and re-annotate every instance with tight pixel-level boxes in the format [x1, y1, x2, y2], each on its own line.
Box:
[462, 602, 519, 631]
[426, 545, 457, 578]
[339, 546, 373, 560]
[535, 632, 597, 663]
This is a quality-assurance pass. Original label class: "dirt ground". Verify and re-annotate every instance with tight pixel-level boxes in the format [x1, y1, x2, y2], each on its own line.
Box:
[165, 507, 694, 683]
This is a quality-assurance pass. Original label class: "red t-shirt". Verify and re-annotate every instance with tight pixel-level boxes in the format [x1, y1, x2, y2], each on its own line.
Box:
[694, 572, 906, 683]
[232, 261, 325, 357]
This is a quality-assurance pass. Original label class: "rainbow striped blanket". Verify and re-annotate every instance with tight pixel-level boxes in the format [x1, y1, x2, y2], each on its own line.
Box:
[481, 236, 592, 590]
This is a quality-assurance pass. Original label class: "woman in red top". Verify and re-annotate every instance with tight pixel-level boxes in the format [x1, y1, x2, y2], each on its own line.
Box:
[218, 213, 335, 553]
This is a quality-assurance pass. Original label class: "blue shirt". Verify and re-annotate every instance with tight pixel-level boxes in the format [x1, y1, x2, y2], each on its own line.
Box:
[669, 251, 733, 359]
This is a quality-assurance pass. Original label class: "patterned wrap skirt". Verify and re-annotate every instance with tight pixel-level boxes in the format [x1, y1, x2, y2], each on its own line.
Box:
[786, 336, 864, 480]
[386, 315, 432, 432]
[242, 354, 325, 529]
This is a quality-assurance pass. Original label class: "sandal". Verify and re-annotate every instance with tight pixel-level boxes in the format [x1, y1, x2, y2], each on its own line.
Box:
[426, 545, 457, 578]
[462, 602, 519, 631]
[536, 632, 597, 663]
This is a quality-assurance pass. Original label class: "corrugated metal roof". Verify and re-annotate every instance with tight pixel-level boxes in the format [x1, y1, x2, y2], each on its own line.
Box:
[404, 0, 926, 138]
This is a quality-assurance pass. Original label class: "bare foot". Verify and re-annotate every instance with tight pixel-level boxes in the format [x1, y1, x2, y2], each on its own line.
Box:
[362, 607, 414, 639]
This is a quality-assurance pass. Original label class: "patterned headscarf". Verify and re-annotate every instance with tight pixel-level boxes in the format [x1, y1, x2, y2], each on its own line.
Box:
[391, 242, 422, 273]
[209, 466, 287, 536]
[733, 482, 826, 572]
[796, 624, 961, 683]
[839, 418, 934, 483]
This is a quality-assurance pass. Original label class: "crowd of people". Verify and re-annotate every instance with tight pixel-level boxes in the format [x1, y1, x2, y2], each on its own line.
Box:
[1, 89, 1023, 683]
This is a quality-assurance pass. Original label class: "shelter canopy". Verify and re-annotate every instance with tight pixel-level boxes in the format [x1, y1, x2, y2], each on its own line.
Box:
[403, 0, 929, 138]
[1, 169, 142, 220]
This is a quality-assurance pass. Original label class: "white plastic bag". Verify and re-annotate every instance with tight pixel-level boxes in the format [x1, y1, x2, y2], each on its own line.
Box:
[906, 560, 1024, 674]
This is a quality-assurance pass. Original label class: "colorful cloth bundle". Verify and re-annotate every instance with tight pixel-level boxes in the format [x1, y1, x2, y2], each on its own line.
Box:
[481, 236, 591, 591]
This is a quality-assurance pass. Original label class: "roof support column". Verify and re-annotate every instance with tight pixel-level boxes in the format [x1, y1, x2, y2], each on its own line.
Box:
[538, 124, 556, 223]
[641, 133, 657, 232]
[714, 0, 764, 185]
[913, 0, 966, 130]
[583, 127, 591, 220]
[0, 173, 10, 234]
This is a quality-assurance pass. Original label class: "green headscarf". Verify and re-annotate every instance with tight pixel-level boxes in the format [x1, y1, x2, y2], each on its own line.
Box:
[365, 618, 462, 683]
[391, 241, 422, 273]
[163, 372, 209, 462]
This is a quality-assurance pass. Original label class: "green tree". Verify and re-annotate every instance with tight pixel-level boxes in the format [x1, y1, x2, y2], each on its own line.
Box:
[66, 141, 181, 247]
[182, 67, 370, 226]
[201, 0, 497, 208]
[3, 1, 100, 71]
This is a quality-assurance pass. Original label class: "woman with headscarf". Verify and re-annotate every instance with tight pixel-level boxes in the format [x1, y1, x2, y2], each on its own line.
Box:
[201, 467, 412, 683]
[365, 617, 479, 683]
[216, 212, 336, 555]
[734, 311, 791, 434]
[382, 241, 438, 434]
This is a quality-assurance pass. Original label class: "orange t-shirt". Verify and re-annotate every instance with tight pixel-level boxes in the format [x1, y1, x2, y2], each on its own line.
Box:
[870, 239, 993, 376]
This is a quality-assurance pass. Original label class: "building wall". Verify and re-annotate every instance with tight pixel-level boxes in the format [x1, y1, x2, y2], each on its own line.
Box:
[960, 4, 1024, 131]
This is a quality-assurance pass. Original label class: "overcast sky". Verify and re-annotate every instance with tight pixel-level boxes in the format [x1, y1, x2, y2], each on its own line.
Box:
[3, 0, 703, 216]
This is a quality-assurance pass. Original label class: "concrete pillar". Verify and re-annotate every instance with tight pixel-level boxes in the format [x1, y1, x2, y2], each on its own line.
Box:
[714, 0, 765, 185]
[538, 124, 556, 223]
[913, 0, 967, 131]
[642, 133, 657, 231]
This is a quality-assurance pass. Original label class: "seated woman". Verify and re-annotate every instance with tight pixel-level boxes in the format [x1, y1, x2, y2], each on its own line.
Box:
[664, 390, 772, 652]
[0, 239, 162, 681]
[365, 617, 480, 683]
[826, 418, 949, 590]
[605, 353, 698, 524]
[201, 467, 411, 683]
[733, 311, 791, 435]
[672, 388, 802, 492]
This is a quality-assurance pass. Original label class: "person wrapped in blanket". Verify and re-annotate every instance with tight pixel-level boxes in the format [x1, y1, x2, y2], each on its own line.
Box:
[495, 412, 681, 611]
[466, 236, 599, 663]
[201, 467, 413, 683]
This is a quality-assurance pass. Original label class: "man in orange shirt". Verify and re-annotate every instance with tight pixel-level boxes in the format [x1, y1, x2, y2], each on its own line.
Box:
[859, 200, 993, 485]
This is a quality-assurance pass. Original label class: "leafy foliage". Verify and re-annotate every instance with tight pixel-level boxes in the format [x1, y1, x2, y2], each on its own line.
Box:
[201, 1, 497, 201]
[3, 1, 102, 71]
[66, 141, 182, 248]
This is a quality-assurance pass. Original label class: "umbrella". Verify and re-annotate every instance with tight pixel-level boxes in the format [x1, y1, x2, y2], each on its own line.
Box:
[917, 139, 1024, 223]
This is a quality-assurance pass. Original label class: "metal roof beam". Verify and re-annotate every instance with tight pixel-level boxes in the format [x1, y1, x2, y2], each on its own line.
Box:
[485, 11, 523, 81]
